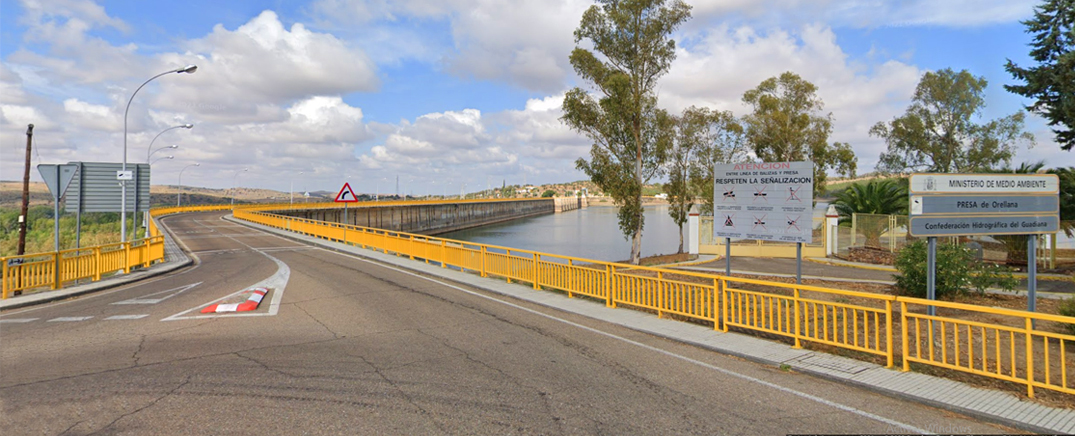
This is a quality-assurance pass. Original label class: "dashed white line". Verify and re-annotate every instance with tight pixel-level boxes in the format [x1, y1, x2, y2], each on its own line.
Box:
[105, 314, 150, 320]
[0, 318, 39, 323]
[48, 316, 93, 322]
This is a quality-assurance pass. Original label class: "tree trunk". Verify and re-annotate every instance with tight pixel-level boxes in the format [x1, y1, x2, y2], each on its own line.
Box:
[677, 223, 684, 254]
[631, 225, 642, 265]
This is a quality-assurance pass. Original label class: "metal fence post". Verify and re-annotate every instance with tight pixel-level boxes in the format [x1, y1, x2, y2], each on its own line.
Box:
[885, 300, 894, 368]
[1025, 318, 1035, 398]
[123, 242, 131, 274]
[94, 246, 102, 280]
[533, 254, 540, 290]
[480, 246, 487, 277]
[901, 301, 910, 372]
[657, 271, 664, 319]
[793, 287, 801, 348]
[607, 265, 615, 308]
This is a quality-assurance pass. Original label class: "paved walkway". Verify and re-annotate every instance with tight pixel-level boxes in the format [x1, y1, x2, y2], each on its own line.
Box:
[3, 216, 1073, 434]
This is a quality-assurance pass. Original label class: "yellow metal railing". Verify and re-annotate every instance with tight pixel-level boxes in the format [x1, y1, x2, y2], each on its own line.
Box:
[234, 207, 1075, 398]
[0, 204, 234, 299]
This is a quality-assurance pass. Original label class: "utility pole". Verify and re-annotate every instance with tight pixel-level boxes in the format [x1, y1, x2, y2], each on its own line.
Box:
[17, 124, 33, 256]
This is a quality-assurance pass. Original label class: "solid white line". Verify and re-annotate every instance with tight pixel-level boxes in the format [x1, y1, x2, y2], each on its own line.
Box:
[331, 250, 932, 435]
[48, 316, 93, 322]
[105, 314, 149, 320]
[0, 318, 39, 323]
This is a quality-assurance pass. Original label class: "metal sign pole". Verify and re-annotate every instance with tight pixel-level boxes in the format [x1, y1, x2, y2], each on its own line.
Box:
[52, 170, 61, 252]
[796, 242, 802, 285]
[725, 237, 731, 276]
[927, 237, 936, 319]
[1028, 235, 1037, 318]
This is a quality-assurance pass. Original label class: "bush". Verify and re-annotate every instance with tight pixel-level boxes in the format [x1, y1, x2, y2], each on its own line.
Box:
[1059, 298, 1075, 335]
[894, 240, 1017, 299]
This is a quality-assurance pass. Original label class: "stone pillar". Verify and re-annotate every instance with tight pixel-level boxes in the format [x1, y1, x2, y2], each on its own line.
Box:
[688, 212, 700, 255]
[826, 204, 839, 257]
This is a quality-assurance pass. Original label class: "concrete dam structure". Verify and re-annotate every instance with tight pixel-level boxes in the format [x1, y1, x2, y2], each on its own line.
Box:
[276, 197, 587, 235]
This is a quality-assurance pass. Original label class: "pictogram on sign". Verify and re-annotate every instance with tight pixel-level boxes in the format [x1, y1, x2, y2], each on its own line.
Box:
[335, 182, 359, 203]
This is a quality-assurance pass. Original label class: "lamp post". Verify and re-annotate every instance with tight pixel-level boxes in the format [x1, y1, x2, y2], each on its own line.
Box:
[150, 155, 173, 165]
[122, 65, 197, 242]
[231, 168, 248, 208]
[149, 144, 179, 159]
[146, 124, 192, 163]
[177, 163, 200, 206]
[290, 171, 304, 207]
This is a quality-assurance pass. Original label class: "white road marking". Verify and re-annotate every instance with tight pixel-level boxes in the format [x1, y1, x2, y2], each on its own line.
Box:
[163, 218, 290, 321]
[112, 282, 202, 305]
[0, 318, 39, 323]
[48, 317, 93, 322]
[105, 314, 149, 320]
[331, 250, 932, 435]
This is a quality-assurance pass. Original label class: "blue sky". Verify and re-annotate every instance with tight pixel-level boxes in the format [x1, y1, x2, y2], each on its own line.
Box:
[1, 0, 1071, 196]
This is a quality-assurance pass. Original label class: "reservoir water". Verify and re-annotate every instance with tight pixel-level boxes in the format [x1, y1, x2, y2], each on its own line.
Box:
[439, 205, 686, 262]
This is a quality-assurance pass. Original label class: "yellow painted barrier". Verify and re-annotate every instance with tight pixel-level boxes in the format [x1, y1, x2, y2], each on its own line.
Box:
[233, 207, 1075, 398]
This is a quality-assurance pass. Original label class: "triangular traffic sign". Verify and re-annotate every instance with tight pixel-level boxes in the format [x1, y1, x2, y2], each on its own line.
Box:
[38, 164, 78, 199]
[335, 182, 359, 202]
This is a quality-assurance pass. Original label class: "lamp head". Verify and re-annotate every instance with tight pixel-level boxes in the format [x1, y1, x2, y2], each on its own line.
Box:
[182, 123, 194, 129]
[178, 65, 198, 74]
[194, 163, 200, 167]
[169, 144, 179, 149]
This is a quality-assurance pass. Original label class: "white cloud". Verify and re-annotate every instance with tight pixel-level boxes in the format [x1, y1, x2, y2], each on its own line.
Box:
[689, 0, 1039, 28]
[663, 23, 923, 173]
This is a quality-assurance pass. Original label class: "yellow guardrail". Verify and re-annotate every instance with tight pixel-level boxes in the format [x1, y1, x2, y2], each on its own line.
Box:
[0, 204, 234, 299]
[233, 207, 1075, 398]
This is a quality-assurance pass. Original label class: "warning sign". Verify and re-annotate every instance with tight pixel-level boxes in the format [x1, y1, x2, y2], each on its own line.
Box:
[335, 182, 359, 203]
[713, 161, 814, 243]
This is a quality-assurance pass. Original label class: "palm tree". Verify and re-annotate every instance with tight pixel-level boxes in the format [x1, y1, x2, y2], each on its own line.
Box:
[831, 178, 908, 248]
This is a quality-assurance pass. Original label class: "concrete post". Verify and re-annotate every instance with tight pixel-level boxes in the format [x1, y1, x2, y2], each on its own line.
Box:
[825, 204, 839, 257]
[688, 212, 700, 255]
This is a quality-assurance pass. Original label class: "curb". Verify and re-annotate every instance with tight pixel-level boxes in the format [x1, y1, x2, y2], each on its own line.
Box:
[201, 287, 267, 313]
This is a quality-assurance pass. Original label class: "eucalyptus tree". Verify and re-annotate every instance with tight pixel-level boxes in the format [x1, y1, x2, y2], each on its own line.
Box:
[872, 68, 1034, 174]
[742, 71, 856, 194]
[562, 0, 691, 264]
[1005, 0, 1074, 151]
[685, 108, 750, 216]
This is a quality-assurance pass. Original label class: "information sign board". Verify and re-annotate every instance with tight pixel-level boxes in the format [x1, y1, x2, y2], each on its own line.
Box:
[713, 161, 814, 243]
[909, 173, 1058, 194]
[908, 173, 1060, 237]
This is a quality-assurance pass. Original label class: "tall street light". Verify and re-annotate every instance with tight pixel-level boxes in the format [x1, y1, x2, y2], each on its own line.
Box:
[231, 168, 248, 208]
[122, 64, 197, 242]
[150, 155, 173, 165]
[141, 144, 179, 233]
[177, 163, 200, 206]
[146, 124, 193, 162]
[290, 171, 304, 207]
[148, 144, 179, 160]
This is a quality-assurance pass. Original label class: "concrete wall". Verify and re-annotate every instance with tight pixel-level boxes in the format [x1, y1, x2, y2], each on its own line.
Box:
[553, 196, 588, 212]
[276, 199, 555, 235]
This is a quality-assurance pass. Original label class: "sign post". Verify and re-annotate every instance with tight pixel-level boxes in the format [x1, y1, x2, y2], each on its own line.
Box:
[714, 161, 814, 283]
[38, 164, 78, 252]
[909, 173, 1059, 316]
[335, 183, 360, 241]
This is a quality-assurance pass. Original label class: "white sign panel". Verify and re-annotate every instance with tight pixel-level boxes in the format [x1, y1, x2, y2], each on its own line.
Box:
[909, 173, 1058, 194]
[713, 161, 814, 243]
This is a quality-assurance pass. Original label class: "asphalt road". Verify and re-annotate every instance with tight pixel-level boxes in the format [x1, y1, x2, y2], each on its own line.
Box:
[1, 211, 1023, 435]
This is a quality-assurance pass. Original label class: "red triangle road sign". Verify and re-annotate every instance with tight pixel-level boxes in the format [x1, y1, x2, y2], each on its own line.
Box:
[335, 182, 360, 203]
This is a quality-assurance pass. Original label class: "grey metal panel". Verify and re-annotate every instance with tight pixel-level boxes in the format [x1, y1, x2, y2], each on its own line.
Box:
[66, 162, 151, 213]
[909, 215, 1059, 236]
[911, 195, 1058, 215]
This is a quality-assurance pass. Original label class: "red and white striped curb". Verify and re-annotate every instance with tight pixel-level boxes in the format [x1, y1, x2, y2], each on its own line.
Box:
[201, 288, 268, 313]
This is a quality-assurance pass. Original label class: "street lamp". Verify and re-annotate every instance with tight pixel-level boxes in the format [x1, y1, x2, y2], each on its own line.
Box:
[121, 65, 197, 242]
[290, 171, 304, 207]
[150, 155, 173, 165]
[177, 163, 200, 206]
[149, 144, 179, 159]
[231, 167, 248, 208]
[146, 124, 192, 163]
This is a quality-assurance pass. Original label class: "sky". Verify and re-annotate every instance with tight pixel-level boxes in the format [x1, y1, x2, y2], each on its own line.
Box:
[1, 0, 1072, 197]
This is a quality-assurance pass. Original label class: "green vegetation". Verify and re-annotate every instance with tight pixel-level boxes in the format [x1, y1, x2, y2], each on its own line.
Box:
[541, 190, 556, 198]
[1004, 0, 1074, 151]
[894, 240, 1017, 299]
[1059, 297, 1075, 335]
[742, 71, 857, 195]
[562, 0, 691, 265]
[872, 68, 1033, 174]
[830, 179, 908, 248]
[0, 205, 131, 256]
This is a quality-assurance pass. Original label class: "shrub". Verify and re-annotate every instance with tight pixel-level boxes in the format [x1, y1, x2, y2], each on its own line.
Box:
[1059, 298, 1075, 335]
[894, 240, 1017, 299]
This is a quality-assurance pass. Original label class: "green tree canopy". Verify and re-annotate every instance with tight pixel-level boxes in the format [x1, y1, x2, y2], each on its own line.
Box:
[682, 107, 749, 216]
[872, 68, 1034, 174]
[742, 71, 856, 194]
[830, 178, 908, 248]
[562, 0, 691, 264]
[1005, 0, 1075, 151]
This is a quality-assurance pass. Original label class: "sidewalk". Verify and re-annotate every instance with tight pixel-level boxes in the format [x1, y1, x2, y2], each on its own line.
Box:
[0, 217, 193, 311]
[229, 216, 1074, 434]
